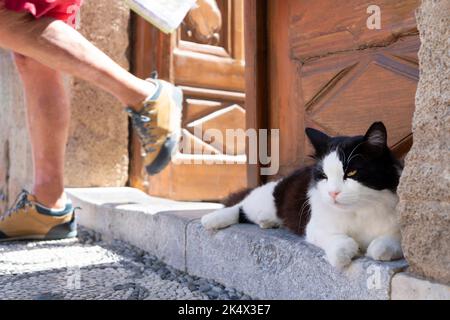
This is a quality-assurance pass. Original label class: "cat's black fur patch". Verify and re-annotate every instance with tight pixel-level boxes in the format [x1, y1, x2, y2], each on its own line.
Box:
[221, 188, 253, 224]
[306, 122, 403, 192]
[273, 166, 313, 235]
[222, 188, 252, 207]
[238, 208, 252, 224]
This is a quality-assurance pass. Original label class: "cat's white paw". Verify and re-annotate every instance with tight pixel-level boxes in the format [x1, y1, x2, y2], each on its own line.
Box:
[366, 237, 402, 261]
[201, 207, 238, 230]
[201, 212, 221, 230]
[326, 238, 359, 269]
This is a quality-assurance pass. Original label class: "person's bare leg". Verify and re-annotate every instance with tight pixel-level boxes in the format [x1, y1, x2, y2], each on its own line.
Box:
[0, 5, 154, 109]
[14, 53, 69, 209]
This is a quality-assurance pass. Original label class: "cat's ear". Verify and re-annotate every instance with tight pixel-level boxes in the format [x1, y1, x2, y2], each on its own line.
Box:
[306, 128, 330, 155]
[364, 122, 387, 148]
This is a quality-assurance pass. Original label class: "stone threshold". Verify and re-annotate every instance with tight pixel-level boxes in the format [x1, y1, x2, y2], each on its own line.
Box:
[67, 187, 409, 300]
[391, 273, 450, 300]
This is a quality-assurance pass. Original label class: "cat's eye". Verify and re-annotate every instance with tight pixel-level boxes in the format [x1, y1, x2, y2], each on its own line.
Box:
[319, 172, 328, 180]
[346, 170, 358, 178]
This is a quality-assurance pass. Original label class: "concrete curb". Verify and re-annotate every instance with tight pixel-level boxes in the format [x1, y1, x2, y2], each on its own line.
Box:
[67, 187, 408, 300]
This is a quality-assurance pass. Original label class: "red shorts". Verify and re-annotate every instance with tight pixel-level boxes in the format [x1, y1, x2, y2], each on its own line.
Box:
[3, 0, 83, 28]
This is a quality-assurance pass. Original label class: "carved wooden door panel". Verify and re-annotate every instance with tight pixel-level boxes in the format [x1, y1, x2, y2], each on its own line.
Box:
[131, 0, 247, 201]
[266, 0, 420, 177]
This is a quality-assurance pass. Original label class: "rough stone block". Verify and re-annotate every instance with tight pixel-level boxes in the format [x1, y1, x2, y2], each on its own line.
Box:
[392, 273, 450, 300]
[186, 222, 408, 300]
[65, 0, 131, 187]
[397, 0, 450, 284]
[0, 49, 33, 212]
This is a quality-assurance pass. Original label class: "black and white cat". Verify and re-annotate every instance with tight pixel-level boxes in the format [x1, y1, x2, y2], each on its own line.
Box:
[201, 122, 404, 269]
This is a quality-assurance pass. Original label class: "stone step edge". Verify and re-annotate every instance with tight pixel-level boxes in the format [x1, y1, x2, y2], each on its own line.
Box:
[67, 187, 408, 300]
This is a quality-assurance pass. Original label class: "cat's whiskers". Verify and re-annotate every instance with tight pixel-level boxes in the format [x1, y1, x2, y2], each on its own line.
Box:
[297, 199, 310, 233]
[345, 141, 366, 170]
[345, 154, 366, 171]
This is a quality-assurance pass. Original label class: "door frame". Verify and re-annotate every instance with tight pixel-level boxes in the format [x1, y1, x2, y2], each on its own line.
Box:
[243, 0, 268, 187]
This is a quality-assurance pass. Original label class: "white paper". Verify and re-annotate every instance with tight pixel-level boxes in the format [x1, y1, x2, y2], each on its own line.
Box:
[126, 0, 197, 34]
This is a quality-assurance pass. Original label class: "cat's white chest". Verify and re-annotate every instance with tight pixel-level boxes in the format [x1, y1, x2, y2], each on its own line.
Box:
[306, 188, 400, 251]
[346, 206, 396, 250]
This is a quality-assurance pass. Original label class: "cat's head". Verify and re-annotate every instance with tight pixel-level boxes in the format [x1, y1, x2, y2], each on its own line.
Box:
[305, 122, 402, 209]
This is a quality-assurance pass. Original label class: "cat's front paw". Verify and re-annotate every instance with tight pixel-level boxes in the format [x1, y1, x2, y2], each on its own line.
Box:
[366, 237, 403, 261]
[201, 212, 221, 230]
[326, 238, 359, 269]
[201, 207, 239, 230]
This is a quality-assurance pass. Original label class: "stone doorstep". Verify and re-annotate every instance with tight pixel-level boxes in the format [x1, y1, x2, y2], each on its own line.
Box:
[391, 273, 450, 300]
[67, 187, 408, 300]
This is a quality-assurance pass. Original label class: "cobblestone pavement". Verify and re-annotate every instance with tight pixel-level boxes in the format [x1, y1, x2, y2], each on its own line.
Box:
[0, 228, 253, 300]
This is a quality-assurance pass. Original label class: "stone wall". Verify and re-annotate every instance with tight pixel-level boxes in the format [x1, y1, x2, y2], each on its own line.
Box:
[0, 51, 34, 211]
[65, 0, 130, 188]
[397, 0, 450, 285]
[0, 0, 130, 211]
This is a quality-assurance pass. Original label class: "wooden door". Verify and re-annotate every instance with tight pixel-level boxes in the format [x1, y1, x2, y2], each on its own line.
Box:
[131, 0, 247, 201]
[260, 0, 420, 177]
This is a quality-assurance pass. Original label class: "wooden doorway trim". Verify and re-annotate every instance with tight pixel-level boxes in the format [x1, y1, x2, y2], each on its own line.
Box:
[244, 0, 268, 188]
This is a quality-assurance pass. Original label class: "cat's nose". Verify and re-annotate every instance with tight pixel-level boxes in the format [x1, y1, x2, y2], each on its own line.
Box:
[329, 191, 341, 200]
